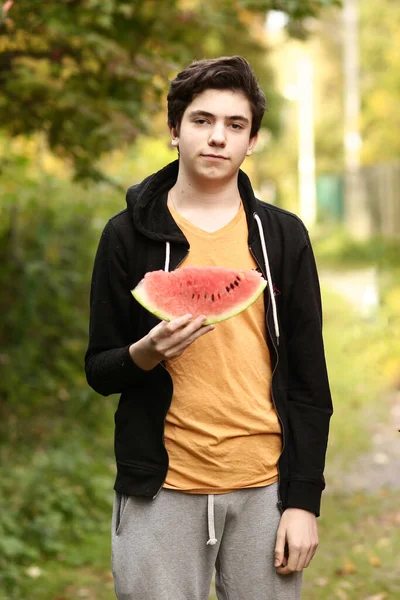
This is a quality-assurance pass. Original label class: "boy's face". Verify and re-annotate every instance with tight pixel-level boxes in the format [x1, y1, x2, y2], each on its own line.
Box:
[170, 88, 258, 184]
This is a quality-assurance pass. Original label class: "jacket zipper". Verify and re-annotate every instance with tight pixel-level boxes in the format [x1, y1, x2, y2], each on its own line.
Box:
[153, 248, 189, 499]
[249, 245, 285, 513]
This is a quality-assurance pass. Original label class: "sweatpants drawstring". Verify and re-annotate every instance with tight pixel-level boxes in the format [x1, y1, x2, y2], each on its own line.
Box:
[206, 495, 217, 546]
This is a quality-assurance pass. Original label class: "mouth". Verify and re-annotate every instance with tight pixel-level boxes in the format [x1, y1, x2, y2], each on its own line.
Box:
[201, 154, 228, 160]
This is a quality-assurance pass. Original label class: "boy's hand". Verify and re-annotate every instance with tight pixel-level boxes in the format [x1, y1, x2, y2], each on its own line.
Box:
[274, 508, 319, 575]
[129, 314, 214, 370]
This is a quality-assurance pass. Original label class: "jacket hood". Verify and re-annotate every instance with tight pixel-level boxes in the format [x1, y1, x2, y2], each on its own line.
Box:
[126, 160, 260, 245]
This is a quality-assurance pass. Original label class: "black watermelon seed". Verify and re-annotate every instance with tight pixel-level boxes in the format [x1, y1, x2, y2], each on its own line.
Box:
[234, 280, 239, 286]
[211, 294, 215, 302]
[192, 293, 195, 299]
[237, 275, 241, 281]
[230, 283, 235, 290]
[226, 286, 230, 293]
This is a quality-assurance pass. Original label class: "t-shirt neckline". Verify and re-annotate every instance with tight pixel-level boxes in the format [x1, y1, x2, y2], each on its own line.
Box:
[168, 201, 245, 239]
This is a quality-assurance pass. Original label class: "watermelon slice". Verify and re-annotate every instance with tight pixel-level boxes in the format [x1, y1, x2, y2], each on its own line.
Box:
[131, 266, 267, 324]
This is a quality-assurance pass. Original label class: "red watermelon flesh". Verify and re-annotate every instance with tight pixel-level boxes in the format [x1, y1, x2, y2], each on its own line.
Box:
[131, 266, 267, 324]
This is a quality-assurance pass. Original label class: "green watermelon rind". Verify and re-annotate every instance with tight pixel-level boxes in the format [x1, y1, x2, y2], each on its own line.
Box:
[131, 275, 267, 325]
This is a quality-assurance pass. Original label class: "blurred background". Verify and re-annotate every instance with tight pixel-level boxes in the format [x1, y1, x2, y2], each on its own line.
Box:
[0, 1, 399, 598]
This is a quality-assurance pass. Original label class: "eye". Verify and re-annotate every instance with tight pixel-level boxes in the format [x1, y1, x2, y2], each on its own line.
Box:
[195, 119, 209, 125]
[230, 123, 244, 130]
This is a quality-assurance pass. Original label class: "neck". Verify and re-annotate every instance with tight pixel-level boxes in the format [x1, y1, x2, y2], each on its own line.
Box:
[170, 164, 241, 210]
[168, 163, 243, 232]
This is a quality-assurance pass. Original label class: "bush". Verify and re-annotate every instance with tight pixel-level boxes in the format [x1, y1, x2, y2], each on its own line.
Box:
[0, 440, 114, 594]
[0, 161, 121, 595]
[0, 166, 122, 437]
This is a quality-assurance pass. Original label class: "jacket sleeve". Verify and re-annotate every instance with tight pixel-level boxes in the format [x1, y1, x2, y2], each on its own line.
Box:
[85, 219, 147, 396]
[285, 233, 333, 516]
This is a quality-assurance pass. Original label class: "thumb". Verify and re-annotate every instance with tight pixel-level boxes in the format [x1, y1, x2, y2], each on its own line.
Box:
[274, 526, 286, 567]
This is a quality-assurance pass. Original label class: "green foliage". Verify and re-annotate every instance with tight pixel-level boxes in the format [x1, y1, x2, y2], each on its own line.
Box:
[313, 227, 400, 270]
[0, 180, 92, 434]
[0, 153, 122, 595]
[360, 0, 400, 162]
[310, 0, 400, 170]
[0, 0, 339, 180]
[0, 146, 122, 428]
[0, 441, 114, 595]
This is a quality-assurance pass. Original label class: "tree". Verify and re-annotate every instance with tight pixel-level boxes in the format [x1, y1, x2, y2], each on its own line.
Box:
[0, 0, 340, 180]
[297, 0, 400, 170]
[359, 0, 400, 163]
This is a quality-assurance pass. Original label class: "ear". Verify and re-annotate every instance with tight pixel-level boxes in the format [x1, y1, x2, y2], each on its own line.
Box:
[169, 125, 179, 148]
[246, 133, 258, 157]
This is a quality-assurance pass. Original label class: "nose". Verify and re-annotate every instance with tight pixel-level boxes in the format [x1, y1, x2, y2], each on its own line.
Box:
[208, 123, 226, 147]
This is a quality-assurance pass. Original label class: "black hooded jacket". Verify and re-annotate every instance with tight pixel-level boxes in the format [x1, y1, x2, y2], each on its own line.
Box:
[85, 160, 333, 516]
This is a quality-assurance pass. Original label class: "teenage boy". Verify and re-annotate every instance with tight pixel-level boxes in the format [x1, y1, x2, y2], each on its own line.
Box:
[85, 56, 333, 600]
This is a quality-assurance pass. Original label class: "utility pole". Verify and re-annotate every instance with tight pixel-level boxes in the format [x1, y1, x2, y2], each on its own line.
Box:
[343, 0, 371, 239]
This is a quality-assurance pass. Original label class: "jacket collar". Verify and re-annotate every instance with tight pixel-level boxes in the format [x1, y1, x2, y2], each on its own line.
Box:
[127, 160, 260, 245]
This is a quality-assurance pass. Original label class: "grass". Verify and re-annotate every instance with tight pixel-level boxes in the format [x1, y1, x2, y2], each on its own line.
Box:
[4, 253, 400, 600]
[303, 490, 400, 599]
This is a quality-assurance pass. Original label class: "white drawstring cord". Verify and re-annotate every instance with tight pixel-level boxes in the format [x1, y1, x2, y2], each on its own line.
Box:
[253, 213, 280, 345]
[164, 241, 171, 272]
[206, 495, 217, 546]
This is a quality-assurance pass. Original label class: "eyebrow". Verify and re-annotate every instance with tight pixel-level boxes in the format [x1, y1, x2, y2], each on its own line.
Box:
[188, 110, 250, 124]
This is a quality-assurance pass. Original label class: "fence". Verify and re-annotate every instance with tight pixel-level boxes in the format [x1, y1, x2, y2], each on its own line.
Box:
[361, 161, 400, 237]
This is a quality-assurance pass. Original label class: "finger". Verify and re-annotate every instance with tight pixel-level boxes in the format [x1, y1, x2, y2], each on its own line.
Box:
[154, 314, 199, 346]
[189, 314, 212, 328]
[165, 325, 214, 357]
[191, 322, 215, 338]
[168, 314, 207, 337]
[294, 548, 309, 572]
[274, 528, 286, 568]
[154, 320, 209, 356]
[303, 548, 313, 569]
[164, 314, 194, 332]
[286, 543, 300, 574]
[304, 541, 318, 569]
[164, 316, 210, 349]
[277, 556, 288, 571]
[276, 565, 294, 576]
[181, 314, 210, 334]
[151, 315, 193, 342]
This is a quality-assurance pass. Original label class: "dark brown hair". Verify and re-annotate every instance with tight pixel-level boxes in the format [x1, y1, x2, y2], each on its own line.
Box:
[167, 56, 266, 138]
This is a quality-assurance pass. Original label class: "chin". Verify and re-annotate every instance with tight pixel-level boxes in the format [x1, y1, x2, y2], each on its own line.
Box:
[199, 169, 231, 182]
[198, 162, 233, 177]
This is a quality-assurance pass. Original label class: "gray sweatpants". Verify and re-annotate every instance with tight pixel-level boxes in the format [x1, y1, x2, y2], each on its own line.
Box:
[111, 483, 302, 599]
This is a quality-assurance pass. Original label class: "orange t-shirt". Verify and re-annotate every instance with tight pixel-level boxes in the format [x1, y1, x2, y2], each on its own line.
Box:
[163, 203, 282, 493]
